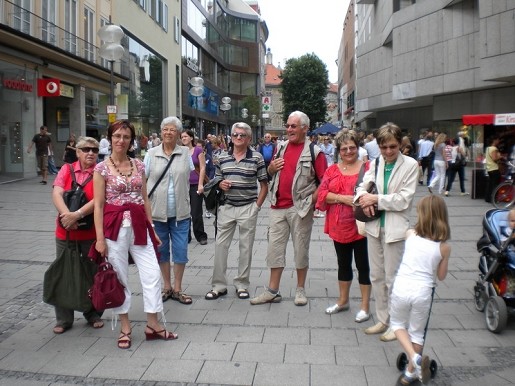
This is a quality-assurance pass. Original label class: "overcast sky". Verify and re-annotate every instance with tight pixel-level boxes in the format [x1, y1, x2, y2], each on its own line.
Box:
[258, 0, 351, 83]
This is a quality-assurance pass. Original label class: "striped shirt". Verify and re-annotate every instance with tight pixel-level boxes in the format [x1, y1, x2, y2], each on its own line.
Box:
[216, 147, 267, 206]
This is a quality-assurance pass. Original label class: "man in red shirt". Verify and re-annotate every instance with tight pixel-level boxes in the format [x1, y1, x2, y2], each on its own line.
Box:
[250, 111, 327, 306]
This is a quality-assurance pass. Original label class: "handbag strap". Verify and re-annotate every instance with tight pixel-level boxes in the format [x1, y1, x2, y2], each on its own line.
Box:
[148, 154, 176, 198]
[354, 157, 379, 195]
[68, 163, 92, 189]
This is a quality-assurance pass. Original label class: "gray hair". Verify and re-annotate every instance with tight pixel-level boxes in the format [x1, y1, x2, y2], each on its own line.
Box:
[76, 136, 99, 148]
[160, 116, 183, 131]
[288, 111, 310, 128]
[231, 122, 252, 138]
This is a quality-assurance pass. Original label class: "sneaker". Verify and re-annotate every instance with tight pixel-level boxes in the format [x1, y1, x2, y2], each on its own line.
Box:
[355, 309, 370, 323]
[418, 180, 423, 185]
[205, 211, 212, 218]
[400, 369, 418, 385]
[427, 186, 432, 194]
[460, 192, 470, 196]
[379, 327, 397, 342]
[444, 191, 449, 196]
[364, 322, 388, 335]
[294, 287, 308, 306]
[250, 288, 282, 305]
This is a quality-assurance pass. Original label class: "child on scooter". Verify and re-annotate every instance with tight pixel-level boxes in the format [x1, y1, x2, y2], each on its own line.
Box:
[390, 195, 451, 385]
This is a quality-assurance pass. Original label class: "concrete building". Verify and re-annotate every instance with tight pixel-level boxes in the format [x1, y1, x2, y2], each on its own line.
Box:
[354, 0, 515, 145]
[263, 48, 284, 138]
[0, 0, 181, 179]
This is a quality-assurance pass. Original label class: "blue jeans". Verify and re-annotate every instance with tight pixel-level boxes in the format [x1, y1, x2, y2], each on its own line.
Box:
[154, 217, 190, 264]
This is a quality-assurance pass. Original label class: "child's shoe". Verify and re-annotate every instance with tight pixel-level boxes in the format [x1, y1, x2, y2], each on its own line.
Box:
[413, 354, 431, 384]
[399, 369, 418, 385]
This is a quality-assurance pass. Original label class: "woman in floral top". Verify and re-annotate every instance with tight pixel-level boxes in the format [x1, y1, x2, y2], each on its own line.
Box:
[93, 120, 177, 350]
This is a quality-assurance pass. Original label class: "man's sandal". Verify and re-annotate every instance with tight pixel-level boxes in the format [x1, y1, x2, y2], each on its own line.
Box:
[118, 330, 132, 349]
[161, 288, 174, 302]
[171, 291, 192, 304]
[236, 289, 250, 299]
[205, 289, 228, 300]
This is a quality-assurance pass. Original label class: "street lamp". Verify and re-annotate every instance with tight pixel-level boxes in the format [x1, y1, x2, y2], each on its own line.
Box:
[220, 96, 231, 136]
[98, 24, 125, 108]
[189, 76, 204, 138]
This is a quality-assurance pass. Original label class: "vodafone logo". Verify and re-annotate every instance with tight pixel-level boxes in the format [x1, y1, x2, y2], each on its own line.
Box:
[46, 81, 59, 94]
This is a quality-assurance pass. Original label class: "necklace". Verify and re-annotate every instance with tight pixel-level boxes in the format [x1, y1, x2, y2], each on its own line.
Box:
[110, 156, 134, 178]
[341, 161, 357, 171]
[384, 162, 395, 173]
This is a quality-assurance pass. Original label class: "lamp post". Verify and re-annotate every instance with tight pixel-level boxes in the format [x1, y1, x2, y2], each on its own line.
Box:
[189, 76, 204, 138]
[98, 24, 125, 116]
[220, 96, 231, 137]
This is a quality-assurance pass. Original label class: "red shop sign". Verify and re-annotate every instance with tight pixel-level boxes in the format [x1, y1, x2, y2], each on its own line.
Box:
[2, 78, 33, 92]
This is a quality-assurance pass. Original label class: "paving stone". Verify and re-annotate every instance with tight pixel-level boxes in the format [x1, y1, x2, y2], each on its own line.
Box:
[181, 341, 236, 361]
[141, 358, 203, 383]
[196, 360, 256, 385]
[311, 364, 368, 386]
[253, 363, 310, 386]
[88, 356, 152, 380]
[232, 342, 285, 363]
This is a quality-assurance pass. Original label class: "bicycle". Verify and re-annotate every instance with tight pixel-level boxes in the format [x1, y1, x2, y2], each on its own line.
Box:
[491, 160, 514, 209]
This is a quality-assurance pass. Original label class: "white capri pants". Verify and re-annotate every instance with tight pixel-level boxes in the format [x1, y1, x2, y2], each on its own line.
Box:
[106, 225, 163, 314]
[389, 282, 432, 346]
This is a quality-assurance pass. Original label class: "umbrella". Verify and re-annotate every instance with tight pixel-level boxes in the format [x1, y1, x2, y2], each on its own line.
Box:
[313, 122, 340, 135]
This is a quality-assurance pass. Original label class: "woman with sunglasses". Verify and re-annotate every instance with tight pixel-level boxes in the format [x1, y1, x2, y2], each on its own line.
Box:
[181, 129, 208, 245]
[94, 120, 177, 350]
[316, 130, 372, 323]
[354, 122, 419, 342]
[51, 136, 103, 334]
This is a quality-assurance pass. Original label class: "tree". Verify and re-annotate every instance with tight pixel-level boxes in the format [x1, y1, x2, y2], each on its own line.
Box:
[279, 53, 329, 128]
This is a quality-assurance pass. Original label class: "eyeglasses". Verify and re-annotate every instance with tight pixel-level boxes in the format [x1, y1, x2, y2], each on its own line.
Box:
[284, 124, 303, 129]
[78, 147, 99, 154]
[112, 133, 132, 141]
[379, 144, 399, 151]
[232, 133, 248, 138]
[340, 146, 357, 153]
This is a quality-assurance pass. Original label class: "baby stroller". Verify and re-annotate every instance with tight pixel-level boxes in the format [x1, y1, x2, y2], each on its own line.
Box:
[474, 209, 515, 333]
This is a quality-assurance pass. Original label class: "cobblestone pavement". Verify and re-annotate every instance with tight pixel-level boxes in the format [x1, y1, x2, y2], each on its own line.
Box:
[0, 175, 514, 386]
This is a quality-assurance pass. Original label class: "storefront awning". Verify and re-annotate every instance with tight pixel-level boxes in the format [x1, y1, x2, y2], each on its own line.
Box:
[462, 113, 515, 125]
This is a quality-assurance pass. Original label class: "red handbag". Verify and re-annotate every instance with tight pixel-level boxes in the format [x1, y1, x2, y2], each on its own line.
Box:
[89, 259, 126, 310]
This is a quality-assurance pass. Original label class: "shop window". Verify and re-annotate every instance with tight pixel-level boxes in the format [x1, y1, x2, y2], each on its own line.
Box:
[13, 0, 31, 35]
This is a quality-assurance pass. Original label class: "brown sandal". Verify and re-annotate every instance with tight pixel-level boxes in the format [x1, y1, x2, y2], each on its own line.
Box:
[171, 291, 192, 304]
[118, 330, 132, 349]
[162, 288, 174, 302]
[145, 325, 178, 341]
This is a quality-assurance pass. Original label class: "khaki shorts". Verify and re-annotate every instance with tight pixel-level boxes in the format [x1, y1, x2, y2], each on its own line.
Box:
[37, 155, 48, 172]
[265, 206, 314, 269]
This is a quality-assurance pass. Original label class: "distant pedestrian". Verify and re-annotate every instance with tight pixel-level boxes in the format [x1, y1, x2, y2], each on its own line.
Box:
[27, 125, 52, 184]
[390, 195, 451, 385]
[364, 129, 380, 161]
[63, 134, 78, 164]
[417, 130, 434, 186]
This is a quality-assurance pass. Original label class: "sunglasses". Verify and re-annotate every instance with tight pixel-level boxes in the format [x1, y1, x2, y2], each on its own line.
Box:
[232, 133, 248, 138]
[78, 147, 99, 154]
[379, 144, 399, 151]
[340, 146, 357, 153]
[284, 124, 302, 129]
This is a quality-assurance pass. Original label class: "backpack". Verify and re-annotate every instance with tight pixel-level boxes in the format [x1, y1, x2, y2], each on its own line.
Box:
[61, 164, 93, 230]
[275, 141, 320, 186]
[89, 260, 126, 310]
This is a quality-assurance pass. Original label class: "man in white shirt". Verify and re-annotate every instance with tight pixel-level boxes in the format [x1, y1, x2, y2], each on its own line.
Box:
[364, 129, 380, 161]
[417, 130, 434, 185]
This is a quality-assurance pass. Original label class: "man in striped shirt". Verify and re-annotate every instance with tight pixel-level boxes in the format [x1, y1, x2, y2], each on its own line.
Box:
[204, 122, 268, 300]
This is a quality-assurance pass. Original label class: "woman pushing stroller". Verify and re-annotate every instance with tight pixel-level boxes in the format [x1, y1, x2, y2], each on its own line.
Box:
[390, 195, 451, 385]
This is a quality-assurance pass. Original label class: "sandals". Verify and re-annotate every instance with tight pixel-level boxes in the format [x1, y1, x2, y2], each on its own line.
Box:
[52, 325, 70, 334]
[88, 319, 104, 329]
[162, 288, 174, 302]
[171, 291, 192, 304]
[118, 330, 132, 349]
[236, 289, 250, 299]
[145, 325, 178, 341]
[205, 289, 228, 300]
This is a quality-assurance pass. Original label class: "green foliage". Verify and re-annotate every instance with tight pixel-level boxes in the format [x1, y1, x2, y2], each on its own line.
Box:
[279, 53, 329, 128]
[241, 95, 260, 126]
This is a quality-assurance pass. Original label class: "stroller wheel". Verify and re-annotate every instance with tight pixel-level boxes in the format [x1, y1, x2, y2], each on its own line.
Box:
[474, 285, 487, 312]
[485, 296, 508, 333]
[396, 352, 408, 371]
[430, 359, 438, 378]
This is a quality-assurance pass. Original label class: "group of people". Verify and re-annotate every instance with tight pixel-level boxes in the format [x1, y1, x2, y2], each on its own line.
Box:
[46, 112, 452, 386]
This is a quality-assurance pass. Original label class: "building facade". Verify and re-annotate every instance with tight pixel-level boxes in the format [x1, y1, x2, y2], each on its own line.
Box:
[0, 0, 181, 179]
[354, 0, 515, 142]
[181, 0, 267, 143]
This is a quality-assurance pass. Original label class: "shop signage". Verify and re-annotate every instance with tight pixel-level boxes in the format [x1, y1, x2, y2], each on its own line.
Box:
[494, 113, 515, 125]
[186, 58, 199, 73]
[59, 83, 74, 98]
[2, 78, 33, 92]
[262, 96, 271, 112]
[37, 78, 61, 97]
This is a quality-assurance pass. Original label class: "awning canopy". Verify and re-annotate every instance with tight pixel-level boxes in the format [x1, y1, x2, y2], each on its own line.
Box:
[462, 114, 495, 125]
[462, 113, 515, 125]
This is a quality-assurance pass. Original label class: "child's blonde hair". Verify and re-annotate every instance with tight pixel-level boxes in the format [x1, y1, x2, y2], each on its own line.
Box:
[414, 195, 451, 242]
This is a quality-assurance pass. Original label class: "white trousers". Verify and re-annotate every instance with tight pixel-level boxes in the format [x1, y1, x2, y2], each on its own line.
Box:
[106, 226, 163, 314]
[429, 160, 446, 194]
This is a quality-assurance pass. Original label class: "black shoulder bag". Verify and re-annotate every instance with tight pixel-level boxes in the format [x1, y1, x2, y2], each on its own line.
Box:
[62, 164, 93, 230]
[354, 158, 383, 222]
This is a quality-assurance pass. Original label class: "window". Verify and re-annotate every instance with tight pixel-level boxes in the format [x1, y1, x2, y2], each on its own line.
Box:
[149, 0, 157, 20]
[99, 18, 109, 68]
[174, 16, 180, 43]
[134, 0, 146, 10]
[13, 0, 31, 35]
[41, 0, 56, 44]
[83, 7, 95, 61]
[64, 0, 77, 54]
[159, 1, 168, 31]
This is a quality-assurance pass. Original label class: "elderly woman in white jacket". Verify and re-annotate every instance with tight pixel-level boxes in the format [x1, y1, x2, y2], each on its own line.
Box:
[354, 122, 419, 342]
